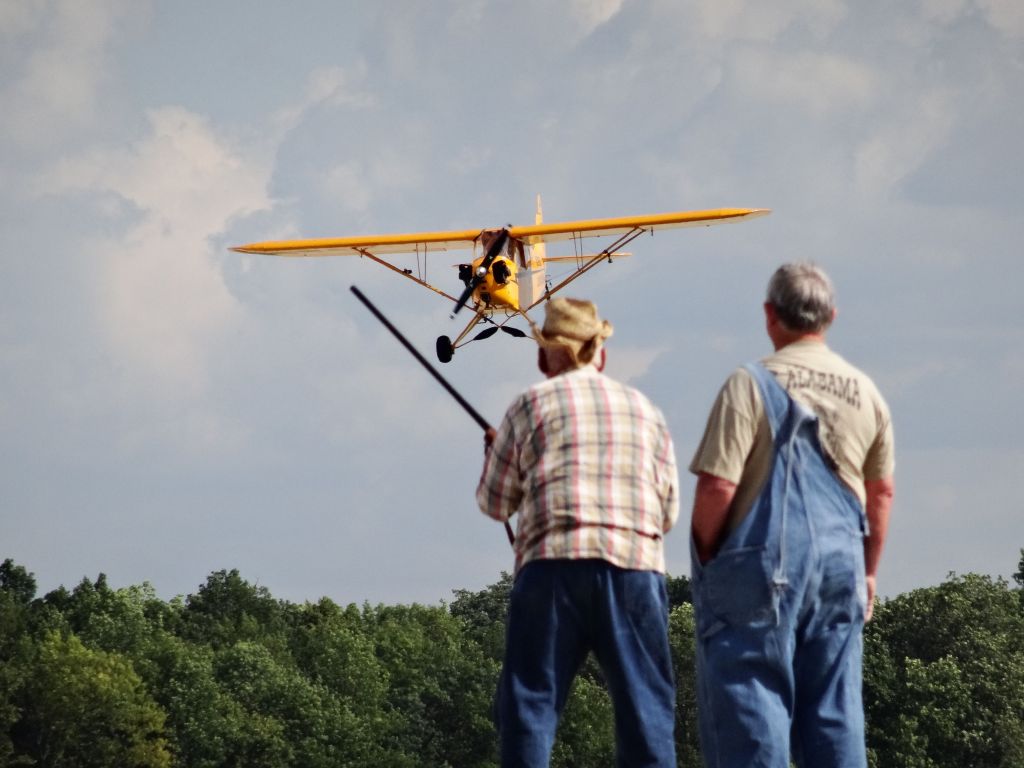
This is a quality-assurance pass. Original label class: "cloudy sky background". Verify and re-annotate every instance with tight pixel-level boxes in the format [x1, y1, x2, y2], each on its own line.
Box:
[2, 0, 1021, 605]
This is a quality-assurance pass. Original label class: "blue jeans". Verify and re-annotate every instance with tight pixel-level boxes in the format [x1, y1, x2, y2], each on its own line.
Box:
[497, 559, 676, 767]
[692, 363, 868, 767]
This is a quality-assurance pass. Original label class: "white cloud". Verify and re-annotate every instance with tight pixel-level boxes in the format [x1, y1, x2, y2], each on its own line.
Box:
[272, 63, 376, 137]
[0, 0, 47, 40]
[733, 48, 877, 120]
[322, 142, 425, 214]
[322, 162, 374, 213]
[688, 0, 846, 44]
[569, 0, 626, 36]
[452, 145, 494, 176]
[447, 1, 486, 34]
[978, 0, 1024, 38]
[919, 0, 970, 25]
[910, 0, 1024, 40]
[39, 107, 270, 394]
[0, 0, 141, 147]
[604, 344, 669, 384]
[854, 88, 957, 197]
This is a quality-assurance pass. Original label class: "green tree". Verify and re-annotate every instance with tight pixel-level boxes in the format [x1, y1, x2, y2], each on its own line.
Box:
[56, 579, 170, 667]
[548, 673, 616, 767]
[13, 631, 171, 768]
[142, 632, 291, 768]
[864, 571, 1024, 766]
[665, 573, 692, 610]
[369, 603, 499, 766]
[1014, 548, 1024, 614]
[214, 639, 376, 767]
[0, 561, 36, 766]
[41, 573, 113, 634]
[0, 560, 36, 606]
[289, 598, 389, 718]
[450, 572, 512, 663]
[182, 569, 289, 653]
[668, 603, 701, 766]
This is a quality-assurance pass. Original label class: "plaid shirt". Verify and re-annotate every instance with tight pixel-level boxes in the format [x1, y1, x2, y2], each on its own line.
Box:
[477, 364, 679, 575]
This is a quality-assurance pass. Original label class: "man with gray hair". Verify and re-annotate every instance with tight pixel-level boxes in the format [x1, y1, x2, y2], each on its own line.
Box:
[478, 297, 679, 767]
[689, 263, 895, 766]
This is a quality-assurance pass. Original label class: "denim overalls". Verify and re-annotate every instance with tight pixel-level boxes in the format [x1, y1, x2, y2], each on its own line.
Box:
[692, 362, 868, 768]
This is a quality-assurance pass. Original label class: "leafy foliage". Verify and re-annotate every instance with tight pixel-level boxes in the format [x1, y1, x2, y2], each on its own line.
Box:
[0, 552, 1020, 766]
[864, 571, 1024, 767]
[668, 603, 701, 766]
[14, 631, 172, 767]
[665, 573, 693, 610]
[450, 570, 512, 663]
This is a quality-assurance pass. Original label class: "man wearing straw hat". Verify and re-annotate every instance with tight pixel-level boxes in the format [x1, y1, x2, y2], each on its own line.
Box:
[477, 297, 680, 767]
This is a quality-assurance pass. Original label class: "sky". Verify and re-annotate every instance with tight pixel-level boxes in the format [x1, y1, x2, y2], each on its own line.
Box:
[2, 0, 1022, 607]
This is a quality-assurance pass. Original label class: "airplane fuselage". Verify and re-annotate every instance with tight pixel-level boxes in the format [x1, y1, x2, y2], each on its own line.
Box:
[467, 252, 520, 311]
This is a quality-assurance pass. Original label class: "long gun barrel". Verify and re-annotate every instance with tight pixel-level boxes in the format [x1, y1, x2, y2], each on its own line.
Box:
[350, 285, 515, 546]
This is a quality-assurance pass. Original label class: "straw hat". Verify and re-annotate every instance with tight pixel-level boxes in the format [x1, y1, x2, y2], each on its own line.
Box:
[531, 298, 613, 367]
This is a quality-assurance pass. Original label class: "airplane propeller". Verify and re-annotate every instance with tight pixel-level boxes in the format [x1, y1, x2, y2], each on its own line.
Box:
[451, 228, 509, 316]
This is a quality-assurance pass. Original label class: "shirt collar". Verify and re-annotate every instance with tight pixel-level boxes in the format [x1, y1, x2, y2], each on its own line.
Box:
[563, 362, 601, 378]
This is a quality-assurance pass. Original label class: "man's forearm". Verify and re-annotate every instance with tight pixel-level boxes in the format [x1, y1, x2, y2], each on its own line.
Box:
[864, 477, 895, 577]
[691, 473, 737, 564]
[862, 476, 894, 621]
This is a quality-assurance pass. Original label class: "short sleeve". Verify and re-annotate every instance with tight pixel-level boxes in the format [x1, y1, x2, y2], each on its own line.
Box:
[689, 368, 761, 483]
[863, 398, 895, 481]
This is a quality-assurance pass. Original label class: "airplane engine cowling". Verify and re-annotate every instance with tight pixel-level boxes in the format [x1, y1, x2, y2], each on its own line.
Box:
[471, 255, 519, 310]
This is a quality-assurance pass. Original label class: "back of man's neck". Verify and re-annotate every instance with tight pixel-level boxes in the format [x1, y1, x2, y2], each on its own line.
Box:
[773, 332, 827, 351]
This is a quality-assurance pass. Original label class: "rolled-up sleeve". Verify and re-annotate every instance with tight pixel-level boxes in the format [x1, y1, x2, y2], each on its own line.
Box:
[476, 408, 522, 522]
[656, 421, 679, 533]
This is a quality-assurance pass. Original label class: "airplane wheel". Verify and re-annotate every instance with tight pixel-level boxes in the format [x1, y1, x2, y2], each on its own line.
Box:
[436, 335, 454, 363]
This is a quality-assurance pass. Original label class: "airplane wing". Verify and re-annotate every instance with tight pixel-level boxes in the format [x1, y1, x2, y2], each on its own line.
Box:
[507, 207, 770, 246]
[231, 208, 769, 257]
[231, 228, 483, 257]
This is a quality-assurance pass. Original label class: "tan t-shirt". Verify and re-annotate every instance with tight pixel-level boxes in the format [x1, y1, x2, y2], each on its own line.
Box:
[689, 340, 894, 532]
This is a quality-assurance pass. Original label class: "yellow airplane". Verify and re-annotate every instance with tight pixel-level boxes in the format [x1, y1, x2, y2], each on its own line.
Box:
[232, 198, 770, 362]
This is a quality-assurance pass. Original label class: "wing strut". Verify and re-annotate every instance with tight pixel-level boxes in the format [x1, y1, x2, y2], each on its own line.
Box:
[355, 248, 462, 304]
[450, 305, 490, 349]
[527, 227, 647, 310]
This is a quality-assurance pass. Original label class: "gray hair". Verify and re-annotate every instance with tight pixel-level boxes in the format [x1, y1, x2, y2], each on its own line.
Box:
[766, 263, 835, 333]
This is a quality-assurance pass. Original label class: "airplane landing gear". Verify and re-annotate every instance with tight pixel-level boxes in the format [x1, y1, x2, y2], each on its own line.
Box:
[436, 335, 454, 363]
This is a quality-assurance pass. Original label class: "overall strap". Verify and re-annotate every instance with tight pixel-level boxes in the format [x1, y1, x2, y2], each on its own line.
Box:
[743, 362, 800, 441]
[742, 361, 817, 605]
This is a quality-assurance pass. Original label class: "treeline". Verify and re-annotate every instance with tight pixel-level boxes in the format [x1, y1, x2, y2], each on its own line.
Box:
[1, 554, 1023, 768]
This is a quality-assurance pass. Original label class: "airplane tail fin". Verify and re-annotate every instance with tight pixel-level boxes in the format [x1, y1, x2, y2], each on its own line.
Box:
[524, 194, 547, 306]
